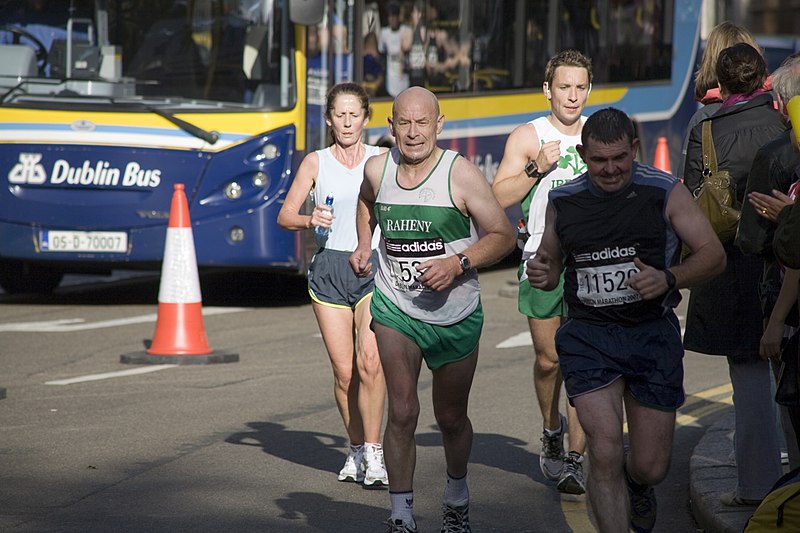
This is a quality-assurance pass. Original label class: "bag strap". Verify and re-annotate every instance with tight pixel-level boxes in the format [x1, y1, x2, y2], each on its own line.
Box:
[701, 121, 719, 175]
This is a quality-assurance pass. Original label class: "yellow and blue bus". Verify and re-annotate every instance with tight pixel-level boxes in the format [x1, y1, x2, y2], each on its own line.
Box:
[0, 0, 747, 293]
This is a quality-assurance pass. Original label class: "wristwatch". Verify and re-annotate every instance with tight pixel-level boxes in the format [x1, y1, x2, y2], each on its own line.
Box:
[525, 160, 547, 180]
[663, 269, 676, 291]
[457, 253, 472, 273]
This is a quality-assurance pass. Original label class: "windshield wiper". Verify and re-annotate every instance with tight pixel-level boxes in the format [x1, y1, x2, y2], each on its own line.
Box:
[147, 106, 219, 144]
[0, 81, 26, 105]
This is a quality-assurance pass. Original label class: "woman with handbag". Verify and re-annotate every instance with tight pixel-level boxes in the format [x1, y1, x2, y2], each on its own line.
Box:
[675, 22, 767, 180]
[683, 43, 787, 507]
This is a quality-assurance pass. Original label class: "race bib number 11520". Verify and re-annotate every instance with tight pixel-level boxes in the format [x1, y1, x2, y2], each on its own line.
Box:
[576, 262, 641, 307]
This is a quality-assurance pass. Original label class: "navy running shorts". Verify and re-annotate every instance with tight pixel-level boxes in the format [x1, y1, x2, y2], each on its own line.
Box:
[555, 313, 685, 411]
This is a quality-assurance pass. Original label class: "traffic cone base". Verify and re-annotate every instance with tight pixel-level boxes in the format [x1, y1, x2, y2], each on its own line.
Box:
[121, 183, 238, 365]
[121, 349, 239, 365]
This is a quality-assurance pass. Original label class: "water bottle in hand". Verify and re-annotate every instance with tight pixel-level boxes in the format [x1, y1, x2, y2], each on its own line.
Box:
[517, 218, 529, 250]
[315, 194, 334, 236]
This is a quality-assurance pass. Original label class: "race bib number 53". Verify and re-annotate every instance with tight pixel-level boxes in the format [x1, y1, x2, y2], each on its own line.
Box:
[576, 261, 641, 307]
[384, 237, 446, 291]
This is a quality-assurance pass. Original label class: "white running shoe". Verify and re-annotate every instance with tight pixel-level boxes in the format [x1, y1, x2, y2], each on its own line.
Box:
[338, 445, 365, 483]
[363, 442, 389, 487]
[539, 414, 566, 481]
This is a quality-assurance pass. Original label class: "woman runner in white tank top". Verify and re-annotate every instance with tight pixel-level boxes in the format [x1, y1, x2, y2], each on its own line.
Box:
[278, 83, 389, 487]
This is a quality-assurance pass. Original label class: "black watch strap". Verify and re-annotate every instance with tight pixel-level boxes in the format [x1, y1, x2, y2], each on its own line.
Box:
[663, 269, 676, 291]
[525, 160, 546, 180]
[457, 253, 471, 273]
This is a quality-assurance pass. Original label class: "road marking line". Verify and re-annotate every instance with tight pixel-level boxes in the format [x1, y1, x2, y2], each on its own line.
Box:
[684, 383, 733, 402]
[45, 365, 178, 385]
[562, 497, 593, 531]
[676, 394, 734, 427]
[498, 327, 686, 349]
[496, 331, 531, 348]
[622, 389, 733, 433]
[0, 307, 246, 332]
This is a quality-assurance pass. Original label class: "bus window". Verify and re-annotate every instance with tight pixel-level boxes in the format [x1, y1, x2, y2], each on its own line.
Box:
[599, 0, 671, 83]
[0, 0, 94, 77]
[0, 0, 293, 107]
[125, 1, 288, 105]
[350, 0, 674, 97]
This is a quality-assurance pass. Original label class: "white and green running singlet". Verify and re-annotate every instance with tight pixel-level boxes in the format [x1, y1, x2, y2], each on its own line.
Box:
[373, 148, 480, 326]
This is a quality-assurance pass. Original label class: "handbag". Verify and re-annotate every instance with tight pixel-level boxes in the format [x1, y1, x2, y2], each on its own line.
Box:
[692, 120, 741, 244]
[776, 331, 800, 406]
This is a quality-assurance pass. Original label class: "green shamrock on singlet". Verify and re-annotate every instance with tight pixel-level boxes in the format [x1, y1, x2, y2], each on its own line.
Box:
[558, 145, 586, 176]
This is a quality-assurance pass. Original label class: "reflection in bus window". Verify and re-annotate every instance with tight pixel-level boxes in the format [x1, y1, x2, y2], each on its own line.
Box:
[363, 31, 385, 96]
[354, 0, 673, 96]
[402, 0, 430, 88]
[377, 1, 410, 97]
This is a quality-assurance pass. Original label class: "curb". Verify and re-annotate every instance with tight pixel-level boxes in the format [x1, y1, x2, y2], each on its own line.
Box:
[690, 407, 757, 533]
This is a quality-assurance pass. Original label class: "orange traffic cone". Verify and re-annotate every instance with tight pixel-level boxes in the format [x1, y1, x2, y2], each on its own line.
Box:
[121, 184, 238, 365]
[654, 136, 671, 174]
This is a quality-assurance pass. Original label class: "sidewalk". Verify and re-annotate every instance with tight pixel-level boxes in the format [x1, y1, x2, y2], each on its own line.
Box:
[689, 407, 757, 533]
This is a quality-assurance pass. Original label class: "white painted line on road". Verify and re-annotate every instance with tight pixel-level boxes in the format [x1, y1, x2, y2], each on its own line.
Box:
[0, 307, 246, 332]
[496, 331, 531, 349]
[46, 365, 178, 385]
[497, 314, 687, 350]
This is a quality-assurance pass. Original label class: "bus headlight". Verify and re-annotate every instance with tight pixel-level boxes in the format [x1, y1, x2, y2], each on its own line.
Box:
[252, 171, 268, 188]
[261, 143, 280, 160]
[229, 226, 245, 242]
[224, 181, 242, 200]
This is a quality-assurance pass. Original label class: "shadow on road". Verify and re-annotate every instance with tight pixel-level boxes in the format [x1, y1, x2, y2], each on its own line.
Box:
[0, 271, 310, 308]
[228, 420, 551, 485]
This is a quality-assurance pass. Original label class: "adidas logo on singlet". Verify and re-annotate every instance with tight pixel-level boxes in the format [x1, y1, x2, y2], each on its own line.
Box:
[574, 245, 637, 263]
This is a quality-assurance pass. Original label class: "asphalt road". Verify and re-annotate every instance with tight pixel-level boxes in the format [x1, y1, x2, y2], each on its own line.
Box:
[0, 266, 732, 532]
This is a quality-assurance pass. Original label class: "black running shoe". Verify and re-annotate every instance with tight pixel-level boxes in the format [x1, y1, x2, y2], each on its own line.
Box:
[626, 472, 657, 533]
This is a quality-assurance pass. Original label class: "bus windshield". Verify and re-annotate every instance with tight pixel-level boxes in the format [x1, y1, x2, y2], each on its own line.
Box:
[0, 0, 294, 109]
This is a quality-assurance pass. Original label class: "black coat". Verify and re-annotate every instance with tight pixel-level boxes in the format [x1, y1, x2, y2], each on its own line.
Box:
[683, 94, 787, 359]
[737, 129, 800, 259]
[737, 129, 800, 320]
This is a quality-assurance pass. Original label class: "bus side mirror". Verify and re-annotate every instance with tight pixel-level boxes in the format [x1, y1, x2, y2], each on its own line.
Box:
[289, 0, 324, 26]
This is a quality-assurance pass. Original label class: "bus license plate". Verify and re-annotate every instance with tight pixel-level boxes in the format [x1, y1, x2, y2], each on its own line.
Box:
[40, 231, 128, 253]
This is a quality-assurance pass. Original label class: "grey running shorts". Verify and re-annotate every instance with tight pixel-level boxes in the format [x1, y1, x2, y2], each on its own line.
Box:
[308, 248, 377, 309]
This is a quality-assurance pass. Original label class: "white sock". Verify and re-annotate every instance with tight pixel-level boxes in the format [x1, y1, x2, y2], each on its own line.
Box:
[544, 419, 564, 437]
[390, 491, 415, 526]
[349, 443, 363, 452]
[443, 471, 469, 506]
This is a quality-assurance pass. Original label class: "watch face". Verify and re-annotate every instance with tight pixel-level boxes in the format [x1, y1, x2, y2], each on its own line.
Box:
[525, 160, 538, 177]
[460, 255, 471, 271]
